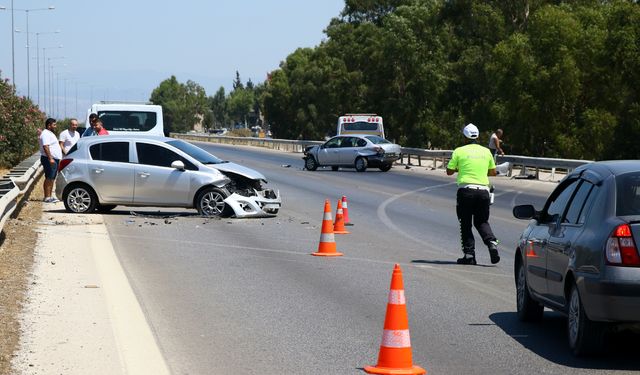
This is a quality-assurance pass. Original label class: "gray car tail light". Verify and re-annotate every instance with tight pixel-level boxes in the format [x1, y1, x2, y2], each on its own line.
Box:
[57, 158, 73, 172]
[606, 224, 640, 266]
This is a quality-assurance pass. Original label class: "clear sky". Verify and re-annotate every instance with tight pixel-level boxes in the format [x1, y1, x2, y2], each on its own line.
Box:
[0, 0, 345, 121]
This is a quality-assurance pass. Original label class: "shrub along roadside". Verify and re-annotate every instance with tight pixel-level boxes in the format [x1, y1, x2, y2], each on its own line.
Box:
[0, 72, 44, 169]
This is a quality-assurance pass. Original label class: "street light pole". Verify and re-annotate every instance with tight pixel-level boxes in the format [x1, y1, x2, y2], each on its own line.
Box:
[35, 31, 60, 107]
[1, 5, 54, 96]
[44, 52, 63, 114]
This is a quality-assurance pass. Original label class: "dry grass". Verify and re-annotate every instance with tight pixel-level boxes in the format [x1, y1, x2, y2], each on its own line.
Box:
[0, 173, 42, 375]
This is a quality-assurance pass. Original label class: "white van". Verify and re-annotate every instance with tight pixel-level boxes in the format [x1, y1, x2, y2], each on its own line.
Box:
[337, 114, 385, 139]
[86, 102, 164, 136]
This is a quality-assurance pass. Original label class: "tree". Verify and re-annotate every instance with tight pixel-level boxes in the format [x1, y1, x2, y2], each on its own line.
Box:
[233, 71, 244, 90]
[150, 76, 209, 133]
[209, 86, 228, 128]
[227, 88, 254, 127]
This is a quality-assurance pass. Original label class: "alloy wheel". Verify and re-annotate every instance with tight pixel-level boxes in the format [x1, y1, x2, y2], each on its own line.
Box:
[200, 190, 226, 216]
[67, 188, 92, 213]
[568, 288, 580, 346]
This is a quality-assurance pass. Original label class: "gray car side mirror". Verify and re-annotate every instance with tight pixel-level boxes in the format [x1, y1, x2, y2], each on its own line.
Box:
[513, 204, 536, 219]
[171, 160, 185, 171]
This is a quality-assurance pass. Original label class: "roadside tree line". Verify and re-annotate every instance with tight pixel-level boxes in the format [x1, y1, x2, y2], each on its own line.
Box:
[151, 0, 639, 160]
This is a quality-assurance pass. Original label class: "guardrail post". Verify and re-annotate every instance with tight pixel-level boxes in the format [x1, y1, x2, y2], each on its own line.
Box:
[417, 156, 422, 167]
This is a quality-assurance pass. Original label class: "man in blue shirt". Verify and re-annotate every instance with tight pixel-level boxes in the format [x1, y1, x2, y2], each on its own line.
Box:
[82, 113, 99, 137]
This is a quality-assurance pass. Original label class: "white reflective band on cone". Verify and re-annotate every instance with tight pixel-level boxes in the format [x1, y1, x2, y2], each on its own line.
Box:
[381, 329, 411, 348]
[324, 212, 333, 220]
[387, 290, 406, 305]
[319, 233, 335, 242]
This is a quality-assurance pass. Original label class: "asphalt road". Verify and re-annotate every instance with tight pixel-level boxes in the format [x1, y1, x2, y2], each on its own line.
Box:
[101, 142, 640, 375]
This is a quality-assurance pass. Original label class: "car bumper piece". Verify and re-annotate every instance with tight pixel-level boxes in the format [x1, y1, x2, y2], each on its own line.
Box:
[224, 189, 281, 218]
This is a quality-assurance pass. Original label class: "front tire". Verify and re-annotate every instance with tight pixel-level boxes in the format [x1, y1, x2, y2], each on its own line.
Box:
[96, 204, 117, 213]
[305, 156, 318, 171]
[63, 183, 98, 213]
[355, 157, 368, 172]
[379, 164, 392, 172]
[568, 284, 606, 356]
[196, 187, 229, 217]
[515, 259, 544, 322]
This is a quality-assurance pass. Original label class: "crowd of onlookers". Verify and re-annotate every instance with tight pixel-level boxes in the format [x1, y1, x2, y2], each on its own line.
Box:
[38, 114, 108, 203]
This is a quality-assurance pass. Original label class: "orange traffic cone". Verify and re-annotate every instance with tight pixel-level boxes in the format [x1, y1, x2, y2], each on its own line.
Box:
[333, 199, 350, 234]
[342, 195, 353, 226]
[364, 264, 426, 375]
[311, 199, 343, 257]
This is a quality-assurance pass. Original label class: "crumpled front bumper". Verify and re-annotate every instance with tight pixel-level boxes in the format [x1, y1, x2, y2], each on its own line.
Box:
[224, 189, 281, 218]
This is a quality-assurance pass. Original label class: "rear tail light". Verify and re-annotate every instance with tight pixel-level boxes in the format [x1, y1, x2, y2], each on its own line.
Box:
[373, 146, 384, 155]
[58, 158, 73, 172]
[605, 224, 640, 266]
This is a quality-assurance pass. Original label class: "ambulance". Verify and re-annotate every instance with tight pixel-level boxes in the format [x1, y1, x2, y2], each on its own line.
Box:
[336, 114, 385, 139]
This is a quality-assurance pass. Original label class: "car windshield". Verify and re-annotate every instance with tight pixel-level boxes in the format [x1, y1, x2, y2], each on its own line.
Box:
[166, 140, 226, 164]
[616, 172, 640, 216]
[365, 136, 391, 145]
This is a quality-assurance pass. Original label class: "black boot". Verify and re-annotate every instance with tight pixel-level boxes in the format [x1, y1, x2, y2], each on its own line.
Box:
[488, 240, 500, 264]
[457, 253, 477, 265]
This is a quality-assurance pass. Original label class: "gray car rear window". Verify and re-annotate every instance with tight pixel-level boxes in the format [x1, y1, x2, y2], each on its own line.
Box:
[616, 172, 640, 216]
[89, 142, 129, 162]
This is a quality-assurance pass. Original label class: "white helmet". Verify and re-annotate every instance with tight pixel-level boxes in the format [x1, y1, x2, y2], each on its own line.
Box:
[463, 123, 479, 139]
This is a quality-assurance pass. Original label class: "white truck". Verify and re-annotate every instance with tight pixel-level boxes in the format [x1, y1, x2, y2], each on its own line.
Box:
[336, 113, 385, 139]
[85, 102, 164, 136]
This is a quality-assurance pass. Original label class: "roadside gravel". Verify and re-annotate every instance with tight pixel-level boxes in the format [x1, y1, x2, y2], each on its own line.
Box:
[0, 173, 42, 375]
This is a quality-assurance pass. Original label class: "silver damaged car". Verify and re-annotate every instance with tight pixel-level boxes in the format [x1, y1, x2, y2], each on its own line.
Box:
[55, 136, 281, 218]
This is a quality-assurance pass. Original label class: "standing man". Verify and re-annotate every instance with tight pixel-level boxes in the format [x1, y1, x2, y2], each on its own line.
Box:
[59, 118, 80, 156]
[94, 119, 109, 135]
[447, 123, 500, 265]
[39, 118, 63, 203]
[488, 129, 504, 159]
[82, 113, 99, 137]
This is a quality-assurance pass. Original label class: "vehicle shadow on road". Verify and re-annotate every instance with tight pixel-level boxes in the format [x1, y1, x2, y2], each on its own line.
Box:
[490, 311, 640, 370]
[411, 259, 496, 268]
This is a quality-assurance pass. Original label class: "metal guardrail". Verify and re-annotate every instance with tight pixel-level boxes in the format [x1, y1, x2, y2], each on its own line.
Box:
[0, 154, 42, 235]
[172, 133, 592, 179]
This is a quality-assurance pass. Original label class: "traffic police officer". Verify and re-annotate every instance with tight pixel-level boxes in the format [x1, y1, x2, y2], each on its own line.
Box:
[446, 123, 500, 265]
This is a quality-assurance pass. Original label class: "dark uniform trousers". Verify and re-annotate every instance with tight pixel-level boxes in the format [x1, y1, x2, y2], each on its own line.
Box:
[456, 187, 497, 255]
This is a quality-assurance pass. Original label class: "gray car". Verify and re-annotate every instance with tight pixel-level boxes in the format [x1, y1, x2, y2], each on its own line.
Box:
[512, 160, 640, 356]
[303, 134, 401, 172]
[55, 135, 281, 218]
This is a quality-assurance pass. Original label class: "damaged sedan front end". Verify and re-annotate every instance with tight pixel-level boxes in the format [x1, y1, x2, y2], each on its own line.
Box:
[209, 164, 281, 218]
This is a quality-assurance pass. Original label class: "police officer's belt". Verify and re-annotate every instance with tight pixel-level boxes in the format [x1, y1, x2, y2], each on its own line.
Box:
[460, 184, 490, 191]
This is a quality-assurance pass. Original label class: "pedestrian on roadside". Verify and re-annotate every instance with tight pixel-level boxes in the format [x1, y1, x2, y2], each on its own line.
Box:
[488, 129, 504, 159]
[94, 119, 109, 136]
[58, 118, 80, 156]
[39, 118, 63, 203]
[82, 113, 99, 137]
[447, 123, 500, 265]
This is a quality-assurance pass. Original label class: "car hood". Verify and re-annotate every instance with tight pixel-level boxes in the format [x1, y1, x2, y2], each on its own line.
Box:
[204, 161, 266, 181]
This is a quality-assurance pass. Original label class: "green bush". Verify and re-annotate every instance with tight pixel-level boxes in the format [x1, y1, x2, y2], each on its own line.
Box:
[0, 72, 44, 168]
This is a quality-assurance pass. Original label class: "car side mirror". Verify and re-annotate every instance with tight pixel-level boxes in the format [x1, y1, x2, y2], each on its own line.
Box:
[171, 160, 185, 171]
[513, 204, 536, 220]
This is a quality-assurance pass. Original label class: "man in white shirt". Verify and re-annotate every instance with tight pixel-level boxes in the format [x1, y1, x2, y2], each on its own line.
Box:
[58, 118, 80, 155]
[39, 118, 63, 203]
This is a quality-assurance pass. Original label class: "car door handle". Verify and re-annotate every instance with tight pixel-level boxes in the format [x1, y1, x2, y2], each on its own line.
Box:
[93, 168, 104, 174]
[138, 172, 150, 178]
